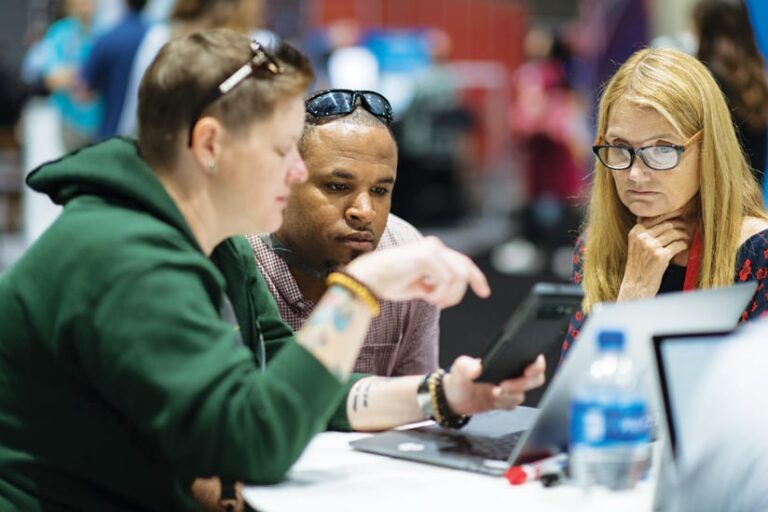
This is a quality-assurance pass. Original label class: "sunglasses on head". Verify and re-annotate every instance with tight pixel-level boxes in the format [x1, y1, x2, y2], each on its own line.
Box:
[187, 40, 283, 147]
[305, 89, 393, 125]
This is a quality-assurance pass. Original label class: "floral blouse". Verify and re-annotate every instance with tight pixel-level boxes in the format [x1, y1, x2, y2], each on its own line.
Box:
[561, 228, 768, 359]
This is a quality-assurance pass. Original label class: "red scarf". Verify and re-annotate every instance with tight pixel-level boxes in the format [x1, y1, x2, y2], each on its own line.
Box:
[683, 228, 702, 291]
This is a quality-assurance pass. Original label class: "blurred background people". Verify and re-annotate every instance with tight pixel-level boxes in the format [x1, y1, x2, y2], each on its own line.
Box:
[492, 27, 589, 278]
[324, 18, 380, 91]
[391, 29, 474, 228]
[695, 0, 768, 189]
[38, 0, 102, 151]
[565, 0, 650, 112]
[118, 0, 268, 136]
[80, 0, 149, 140]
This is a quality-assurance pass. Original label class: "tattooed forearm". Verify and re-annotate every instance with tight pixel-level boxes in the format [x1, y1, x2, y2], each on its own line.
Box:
[350, 377, 392, 412]
[346, 375, 426, 431]
[296, 285, 374, 382]
[306, 288, 353, 330]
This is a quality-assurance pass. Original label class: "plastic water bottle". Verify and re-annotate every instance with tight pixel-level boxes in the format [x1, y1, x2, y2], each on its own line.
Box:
[569, 329, 651, 490]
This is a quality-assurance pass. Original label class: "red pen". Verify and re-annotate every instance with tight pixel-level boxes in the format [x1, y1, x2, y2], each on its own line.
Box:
[505, 453, 569, 485]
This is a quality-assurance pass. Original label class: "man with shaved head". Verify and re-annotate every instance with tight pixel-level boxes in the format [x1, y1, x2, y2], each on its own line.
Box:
[248, 89, 439, 376]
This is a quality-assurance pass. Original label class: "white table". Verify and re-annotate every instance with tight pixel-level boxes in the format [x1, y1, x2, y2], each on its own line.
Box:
[242, 429, 655, 512]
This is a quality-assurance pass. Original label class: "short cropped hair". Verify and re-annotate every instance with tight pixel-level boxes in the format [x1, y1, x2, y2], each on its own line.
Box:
[137, 29, 313, 169]
[298, 106, 397, 158]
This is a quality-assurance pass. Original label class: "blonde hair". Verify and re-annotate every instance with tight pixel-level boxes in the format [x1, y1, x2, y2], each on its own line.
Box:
[582, 47, 766, 311]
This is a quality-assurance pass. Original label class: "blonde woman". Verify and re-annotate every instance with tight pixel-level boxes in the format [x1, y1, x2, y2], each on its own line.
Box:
[562, 47, 768, 357]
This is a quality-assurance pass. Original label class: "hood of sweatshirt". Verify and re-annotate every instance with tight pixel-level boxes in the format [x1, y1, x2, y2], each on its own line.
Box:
[26, 137, 199, 249]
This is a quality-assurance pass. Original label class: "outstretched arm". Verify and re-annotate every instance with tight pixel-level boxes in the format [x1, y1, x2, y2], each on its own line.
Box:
[345, 355, 546, 431]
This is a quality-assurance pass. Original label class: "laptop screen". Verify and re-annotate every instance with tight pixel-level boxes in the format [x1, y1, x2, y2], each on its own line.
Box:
[652, 331, 731, 460]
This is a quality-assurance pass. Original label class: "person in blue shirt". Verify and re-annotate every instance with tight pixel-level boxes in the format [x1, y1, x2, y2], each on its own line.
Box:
[40, 0, 103, 150]
[81, 0, 149, 139]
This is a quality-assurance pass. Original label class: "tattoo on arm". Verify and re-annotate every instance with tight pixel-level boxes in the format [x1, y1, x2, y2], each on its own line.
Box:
[300, 288, 356, 351]
[350, 377, 391, 412]
[307, 288, 354, 332]
[298, 286, 369, 382]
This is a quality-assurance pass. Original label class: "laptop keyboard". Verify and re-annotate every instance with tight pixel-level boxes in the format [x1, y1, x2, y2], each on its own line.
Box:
[409, 427, 524, 461]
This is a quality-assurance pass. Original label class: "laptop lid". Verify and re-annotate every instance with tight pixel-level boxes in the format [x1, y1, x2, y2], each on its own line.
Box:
[509, 281, 757, 465]
[652, 331, 732, 461]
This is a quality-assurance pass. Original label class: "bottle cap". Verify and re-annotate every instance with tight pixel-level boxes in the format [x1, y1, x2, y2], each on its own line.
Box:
[505, 466, 529, 485]
[597, 330, 624, 351]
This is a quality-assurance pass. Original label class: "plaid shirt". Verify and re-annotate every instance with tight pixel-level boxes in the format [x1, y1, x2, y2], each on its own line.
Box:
[247, 214, 439, 376]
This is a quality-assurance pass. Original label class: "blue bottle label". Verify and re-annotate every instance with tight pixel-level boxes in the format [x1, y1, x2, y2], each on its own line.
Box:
[570, 399, 650, 447]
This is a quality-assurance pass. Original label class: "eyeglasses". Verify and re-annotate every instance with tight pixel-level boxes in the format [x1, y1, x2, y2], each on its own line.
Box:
[305, 89, 393, 125]
[187, 40, 284, 147]
[593, 131, 702, 171]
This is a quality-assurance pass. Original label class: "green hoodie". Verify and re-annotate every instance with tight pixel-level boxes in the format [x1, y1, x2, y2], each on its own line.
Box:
[0, 138, 363, 511]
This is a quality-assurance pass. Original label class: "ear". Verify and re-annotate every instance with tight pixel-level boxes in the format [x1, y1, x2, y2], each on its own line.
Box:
[189, 116, 225, 174]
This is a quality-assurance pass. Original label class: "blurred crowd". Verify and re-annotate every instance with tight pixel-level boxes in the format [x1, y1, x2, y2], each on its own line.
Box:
[1, 0, 767, 278]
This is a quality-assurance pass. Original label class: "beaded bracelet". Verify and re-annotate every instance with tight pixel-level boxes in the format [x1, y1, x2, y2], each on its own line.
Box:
[427, 370, 444, 425]
[423, 369, 471, 429]
[326, 271, 381, 317]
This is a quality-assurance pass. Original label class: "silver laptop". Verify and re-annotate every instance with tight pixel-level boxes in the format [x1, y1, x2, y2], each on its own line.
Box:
[350, 282, 757, 476]
[651, 331, 733, 461]
[649, 330, 735, 511]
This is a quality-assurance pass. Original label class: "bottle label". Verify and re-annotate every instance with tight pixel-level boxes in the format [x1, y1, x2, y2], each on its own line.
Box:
[570, 399, 650, 447]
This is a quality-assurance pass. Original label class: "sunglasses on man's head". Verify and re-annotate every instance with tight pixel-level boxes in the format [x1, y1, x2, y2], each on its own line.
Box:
[305, 89, 393, 125]
[187, 40, 283, 147]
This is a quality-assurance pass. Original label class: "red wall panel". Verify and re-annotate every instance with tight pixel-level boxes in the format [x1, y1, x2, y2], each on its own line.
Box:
[310, 0, 530, 171]
[311, 0, 528, 72]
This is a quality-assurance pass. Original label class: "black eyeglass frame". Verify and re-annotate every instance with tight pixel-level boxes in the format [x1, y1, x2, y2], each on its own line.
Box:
[592, 130, 702, 171]
[305, 89, 394, 125]
[187, 40, 284, 147]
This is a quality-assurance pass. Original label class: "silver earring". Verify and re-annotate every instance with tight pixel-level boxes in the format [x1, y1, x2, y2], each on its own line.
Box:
[206, 160, 216, 175]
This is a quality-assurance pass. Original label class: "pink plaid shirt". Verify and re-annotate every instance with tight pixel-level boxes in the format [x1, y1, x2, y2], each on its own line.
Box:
[247, 215, 439, 376]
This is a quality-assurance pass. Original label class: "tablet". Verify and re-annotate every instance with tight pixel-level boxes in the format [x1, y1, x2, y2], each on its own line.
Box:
[476, 282, 584, 383]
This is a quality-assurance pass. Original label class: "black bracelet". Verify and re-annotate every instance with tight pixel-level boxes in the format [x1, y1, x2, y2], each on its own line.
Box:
[432, 369, 471, 429]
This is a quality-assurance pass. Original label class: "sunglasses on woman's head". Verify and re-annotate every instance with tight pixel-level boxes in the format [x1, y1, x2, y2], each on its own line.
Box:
[305, 89, 393, 125]
[187, 40, 283, 147]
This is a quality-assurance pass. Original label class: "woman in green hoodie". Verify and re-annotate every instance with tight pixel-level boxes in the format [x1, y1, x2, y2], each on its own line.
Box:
[0, 30, 545, 511]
